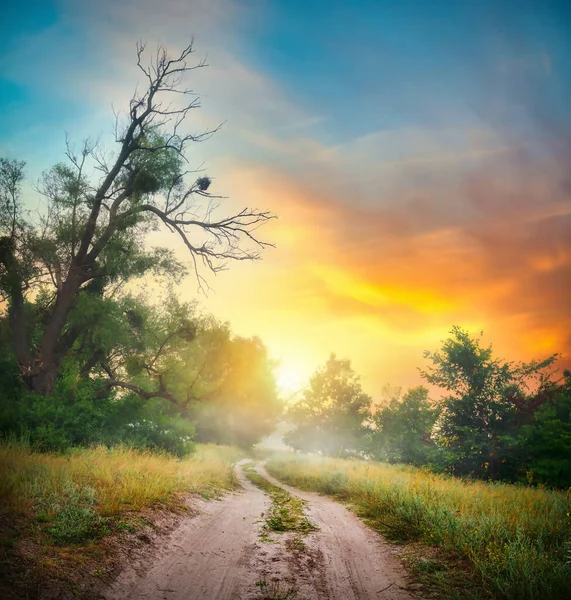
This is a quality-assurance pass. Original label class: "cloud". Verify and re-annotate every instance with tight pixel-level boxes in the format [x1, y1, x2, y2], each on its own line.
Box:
[205, 120, 571, 389]
[2, 0, 569, 392]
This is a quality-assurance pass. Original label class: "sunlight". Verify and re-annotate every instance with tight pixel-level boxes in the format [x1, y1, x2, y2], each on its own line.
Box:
[275, 364, 306, 397]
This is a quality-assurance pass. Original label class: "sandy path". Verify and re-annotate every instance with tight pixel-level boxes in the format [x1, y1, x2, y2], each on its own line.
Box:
[105, 461, 418, 600]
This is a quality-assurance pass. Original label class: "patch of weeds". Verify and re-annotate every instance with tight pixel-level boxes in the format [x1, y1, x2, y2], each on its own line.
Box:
[254, 579, 306, 600]
[36, 483, 109, 545]
[258, 527, 274, 544]
[415, 556, 446, 574]
[264, 490, 316, 534]
[116, 521, 136, 533]
[401, 544, 487, 600]
[285, 536, 307, 552]
[35, 512, 51, 523]
[243, 465, 317, 540]
[322, 470, 348, 495]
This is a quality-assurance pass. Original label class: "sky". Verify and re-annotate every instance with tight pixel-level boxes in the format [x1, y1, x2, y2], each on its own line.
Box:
[1, 0, 570, 397]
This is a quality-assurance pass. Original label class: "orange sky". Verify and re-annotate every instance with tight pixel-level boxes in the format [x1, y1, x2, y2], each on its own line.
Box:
[178, 132, 571, 398]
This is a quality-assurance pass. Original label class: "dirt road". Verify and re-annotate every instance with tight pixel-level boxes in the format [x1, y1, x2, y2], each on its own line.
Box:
[105, 461, 417, 600]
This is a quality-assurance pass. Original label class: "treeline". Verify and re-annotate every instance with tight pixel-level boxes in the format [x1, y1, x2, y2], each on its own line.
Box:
[285, 327, 571, 488]
[0, 43, 278, 456]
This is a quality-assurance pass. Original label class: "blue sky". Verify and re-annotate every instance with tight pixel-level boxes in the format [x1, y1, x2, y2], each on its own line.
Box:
[1, 0, 570, 390]
[246, 0, 570, 143]
[2, 0, 570, 159]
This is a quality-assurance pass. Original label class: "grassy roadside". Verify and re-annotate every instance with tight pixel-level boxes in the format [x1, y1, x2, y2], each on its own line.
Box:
[0, 441, 247, 598]
[266, 452, 571, 600]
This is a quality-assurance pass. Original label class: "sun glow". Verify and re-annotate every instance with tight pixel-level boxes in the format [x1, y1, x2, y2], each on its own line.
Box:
[275, 364, 306, 398]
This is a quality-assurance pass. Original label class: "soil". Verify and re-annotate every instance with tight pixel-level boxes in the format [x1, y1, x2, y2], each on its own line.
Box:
[103, 460, 419, 600]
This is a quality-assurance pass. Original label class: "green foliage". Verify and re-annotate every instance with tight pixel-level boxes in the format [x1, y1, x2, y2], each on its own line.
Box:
[118, 400, 196, 457]
[0, 287, 280, 454]
[283, 328, 569, 488]
[40, 483, 108, 545]
[0, 356, 196, 456]
[516, 371, 571, 487]
[243, 464, 317, 535]
[367, 386, 441, 466]
[420, 326, 558, 480]
[285, 354, 371, 456]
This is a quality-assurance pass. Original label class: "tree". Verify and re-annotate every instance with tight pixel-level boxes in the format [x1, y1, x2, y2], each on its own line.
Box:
[0, 291, 280, 453]
[0, 41, 274, 396]
[420, 326, 557, 478]
[368, 386, 440, 465]
[188, 333, 281, 447]
[516, 370, 571, 487]
[285, 355, 371, 456]
[65, 288, 281, 445]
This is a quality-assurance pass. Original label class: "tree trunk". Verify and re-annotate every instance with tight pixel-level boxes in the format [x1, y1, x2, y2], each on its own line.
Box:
[8, 288, 30, 370]
[25, 270, 84, 395]
[28, 361, 60, 396]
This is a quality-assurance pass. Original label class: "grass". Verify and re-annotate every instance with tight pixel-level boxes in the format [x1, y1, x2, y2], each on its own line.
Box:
[243, 463, 317, 539]
[0, 441, 246, 521]
[266, 452, 571, 600]
[0, 441, 247, 596]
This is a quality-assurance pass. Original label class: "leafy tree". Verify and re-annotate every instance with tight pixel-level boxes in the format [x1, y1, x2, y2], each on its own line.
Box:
[368, 386, 440, 465]
[0, 41, 273, 396]
[420, 326, 557, 478]
[516, 370, 571, 487]
[285, 355, 371, 456]
[66, 290, 281, 447]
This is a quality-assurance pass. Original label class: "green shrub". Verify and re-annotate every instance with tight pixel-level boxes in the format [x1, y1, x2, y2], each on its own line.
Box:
[40, 484, 108, 545]
[0, 357, 196, 456]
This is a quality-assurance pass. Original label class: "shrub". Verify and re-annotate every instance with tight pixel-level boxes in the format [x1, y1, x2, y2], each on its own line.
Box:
[0, 358, 196, 456]
[40, 484, 108, 545]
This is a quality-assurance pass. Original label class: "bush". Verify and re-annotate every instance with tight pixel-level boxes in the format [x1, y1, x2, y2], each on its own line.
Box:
[40, 484, 108, 545]
[0, 358, 196, 456]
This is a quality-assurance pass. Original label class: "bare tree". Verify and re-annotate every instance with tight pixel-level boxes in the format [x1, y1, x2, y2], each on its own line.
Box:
[0, 41, 274, 395]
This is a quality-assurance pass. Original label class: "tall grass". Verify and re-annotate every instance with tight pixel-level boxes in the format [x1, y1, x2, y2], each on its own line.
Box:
[267, 453, 571, 600]
[0, 441, 246, 524]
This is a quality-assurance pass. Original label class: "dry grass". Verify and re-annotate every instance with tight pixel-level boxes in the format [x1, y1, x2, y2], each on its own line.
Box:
[266, 452, 571, 600]
[0, 441, 246, 519]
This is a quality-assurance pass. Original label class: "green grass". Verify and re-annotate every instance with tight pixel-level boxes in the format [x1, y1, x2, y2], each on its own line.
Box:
[266, 452, 571, 600]
[243, 464, 317, 537]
